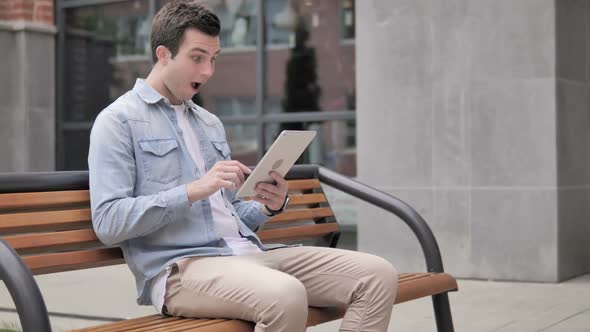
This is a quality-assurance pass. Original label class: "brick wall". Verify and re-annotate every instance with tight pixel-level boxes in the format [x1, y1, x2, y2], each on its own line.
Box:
[0, 0, 54, 25]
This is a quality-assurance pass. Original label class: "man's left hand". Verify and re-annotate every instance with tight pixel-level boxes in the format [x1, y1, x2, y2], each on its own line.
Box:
[252, 171, 288, 211]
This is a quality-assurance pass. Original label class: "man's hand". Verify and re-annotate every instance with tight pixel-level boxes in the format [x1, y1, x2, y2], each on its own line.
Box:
[252, 171, 289, 211]
[186, 160, 251, 204]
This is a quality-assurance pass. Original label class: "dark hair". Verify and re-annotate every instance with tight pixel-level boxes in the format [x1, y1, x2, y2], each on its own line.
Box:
[151, 0, 220, 63]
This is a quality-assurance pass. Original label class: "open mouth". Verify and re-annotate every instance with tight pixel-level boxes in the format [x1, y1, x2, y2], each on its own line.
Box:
[191, 82, 201, 90]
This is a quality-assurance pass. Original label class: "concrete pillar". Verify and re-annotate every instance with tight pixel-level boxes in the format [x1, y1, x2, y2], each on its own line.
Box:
[0, 0, 56, 172]
[555, 0, 590, 281]
[357, 0, 589, 282]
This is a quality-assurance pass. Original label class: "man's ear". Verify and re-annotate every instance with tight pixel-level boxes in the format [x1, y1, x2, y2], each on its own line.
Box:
[155, 46, 170, 65]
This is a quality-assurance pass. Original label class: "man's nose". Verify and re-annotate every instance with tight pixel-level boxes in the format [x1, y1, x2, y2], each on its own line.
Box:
[202, 62, 214, 78]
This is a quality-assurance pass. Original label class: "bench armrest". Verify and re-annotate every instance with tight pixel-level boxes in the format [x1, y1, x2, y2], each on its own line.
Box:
[316, 166, 445, 273]
[0, 238, 52, 332]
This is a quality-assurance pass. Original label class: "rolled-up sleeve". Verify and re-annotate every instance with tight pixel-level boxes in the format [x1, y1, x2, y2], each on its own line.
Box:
[228, 192, 270, 232]
[88, 110, 190, 246]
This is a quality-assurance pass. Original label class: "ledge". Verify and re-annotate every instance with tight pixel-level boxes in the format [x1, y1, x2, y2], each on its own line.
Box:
[0, 20, 57, 35]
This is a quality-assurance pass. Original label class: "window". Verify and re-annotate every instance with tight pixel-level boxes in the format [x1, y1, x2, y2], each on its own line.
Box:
[341, 0, 355, 40]
[214, 0, 258, 48]
[57, 0, 356, 175]
[66, 0, 151, 57]
[267, 0, 292, 45]
[216, 97, 256, 117]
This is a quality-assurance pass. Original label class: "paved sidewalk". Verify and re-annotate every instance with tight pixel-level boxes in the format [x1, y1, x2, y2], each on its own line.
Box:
[1, 265, 589, 331]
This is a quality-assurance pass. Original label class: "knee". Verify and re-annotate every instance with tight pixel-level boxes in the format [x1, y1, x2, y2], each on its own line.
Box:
[261, 275, 308, 320]
[361, 255, 398, 295]
[276, 276, 308, 309]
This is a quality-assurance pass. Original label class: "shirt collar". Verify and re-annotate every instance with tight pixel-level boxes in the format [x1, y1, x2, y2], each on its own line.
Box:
[184, 99, 200, 113]
[133, 79, 202, 113]
[132, 78, 167, 105]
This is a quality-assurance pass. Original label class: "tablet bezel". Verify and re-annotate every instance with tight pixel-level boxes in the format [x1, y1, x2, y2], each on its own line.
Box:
[235, 130, 317, 198]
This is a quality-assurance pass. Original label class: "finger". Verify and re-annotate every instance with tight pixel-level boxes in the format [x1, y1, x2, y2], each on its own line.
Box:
[221, 171, 240, 185]
[231, 160, 252, 175]
[218, 179, 236, 190]
[221, 165, 245, 185]
[251, 195, 271, 206]
[257, 182, 281, 196]
[215, 160, 249, 174]
[216, 172, 238, 190]
[228, 165, 245, 184]
[256, 187, 281, 202]
[269, 171, 288, 188]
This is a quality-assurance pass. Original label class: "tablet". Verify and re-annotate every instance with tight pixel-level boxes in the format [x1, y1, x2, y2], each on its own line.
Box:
[236, 130, 317, 198]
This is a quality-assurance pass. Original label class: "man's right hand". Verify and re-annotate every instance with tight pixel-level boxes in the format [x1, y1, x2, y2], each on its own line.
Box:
[186, 160, 252, 204]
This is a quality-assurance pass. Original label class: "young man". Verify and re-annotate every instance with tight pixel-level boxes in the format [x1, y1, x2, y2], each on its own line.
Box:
[88, 1, 397, 331]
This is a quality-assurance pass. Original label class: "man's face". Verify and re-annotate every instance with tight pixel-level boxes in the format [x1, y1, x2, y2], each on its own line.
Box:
[161, 28, 220, 103]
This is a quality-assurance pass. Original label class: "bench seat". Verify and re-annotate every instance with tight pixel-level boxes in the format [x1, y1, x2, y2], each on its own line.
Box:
[70, 272, 457, 332]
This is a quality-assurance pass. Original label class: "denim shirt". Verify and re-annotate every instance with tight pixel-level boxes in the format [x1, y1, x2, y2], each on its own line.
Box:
[88, 79, 276, 306]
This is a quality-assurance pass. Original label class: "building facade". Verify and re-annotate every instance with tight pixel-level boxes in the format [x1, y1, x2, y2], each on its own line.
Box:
[1, 0, 589, 282]
[357, 0, 590, 282]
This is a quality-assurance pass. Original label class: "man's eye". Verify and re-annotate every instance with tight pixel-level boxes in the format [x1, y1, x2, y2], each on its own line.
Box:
[192, 56, 202, 63]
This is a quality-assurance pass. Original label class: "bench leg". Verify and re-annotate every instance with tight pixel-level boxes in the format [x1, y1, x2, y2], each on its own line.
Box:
[432, 292, 454, 332]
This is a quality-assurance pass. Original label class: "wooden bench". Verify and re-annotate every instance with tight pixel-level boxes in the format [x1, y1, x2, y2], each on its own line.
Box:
[0, 165, 458, 332]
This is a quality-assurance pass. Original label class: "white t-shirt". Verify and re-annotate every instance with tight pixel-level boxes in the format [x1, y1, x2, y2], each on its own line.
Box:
[150, 103, 261, 313]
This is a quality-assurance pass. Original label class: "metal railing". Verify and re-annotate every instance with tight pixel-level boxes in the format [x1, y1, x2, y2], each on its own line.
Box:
[0, 239, 52, 332]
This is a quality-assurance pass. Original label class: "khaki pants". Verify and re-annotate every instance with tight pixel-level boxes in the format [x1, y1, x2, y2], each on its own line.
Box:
[164, 246, 397, 332]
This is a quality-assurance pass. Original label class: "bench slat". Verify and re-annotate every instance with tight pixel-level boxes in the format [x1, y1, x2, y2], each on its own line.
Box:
[18, 223, 339, 274]
[153, 320, 225, 332]
[0, 179, 316, 211]
[3, 228, 98, 251]
[242, 193, 326, 206]
[0, 190, 90, 211]
[398, 273, 434, 282]
[3, 216, 337, 252]
[71, 315, 170, 332]
[395, 272, 458, 304]
[286, 179, 321, 191]
[179, 320, 253, 332]
[287, 193, 327, 206]
[124, 318, 227, 332]
[0, 208, 91, 234]
[24, 248, 124, 275]
[71, 316, 253, 332]
[267, 207, 334, 224]
[0, 195, 327, 234]
[258, 222, 339, 243]
[110, 317, 185, 332]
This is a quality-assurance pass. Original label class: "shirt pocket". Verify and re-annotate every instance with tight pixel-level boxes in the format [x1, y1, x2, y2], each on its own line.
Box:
[138, 138, 181, 184]
[211, 141, 231, 160]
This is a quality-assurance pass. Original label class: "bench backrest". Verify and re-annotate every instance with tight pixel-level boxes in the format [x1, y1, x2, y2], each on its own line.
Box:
[0, 173, 340, 275]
